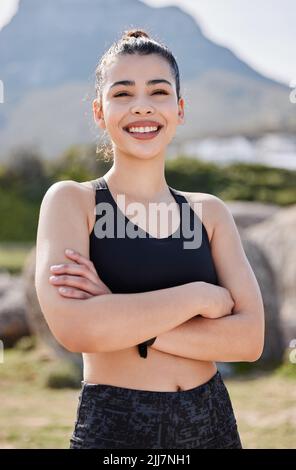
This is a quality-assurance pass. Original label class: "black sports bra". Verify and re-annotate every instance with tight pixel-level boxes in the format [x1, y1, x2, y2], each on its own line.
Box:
[89, 176, 218, 358]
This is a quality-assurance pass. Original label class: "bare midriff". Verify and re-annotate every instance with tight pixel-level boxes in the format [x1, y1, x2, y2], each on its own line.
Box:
[83, 349, 217, 392]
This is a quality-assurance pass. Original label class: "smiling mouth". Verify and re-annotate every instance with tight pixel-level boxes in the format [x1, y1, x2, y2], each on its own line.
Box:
[123, 125, 163, 140]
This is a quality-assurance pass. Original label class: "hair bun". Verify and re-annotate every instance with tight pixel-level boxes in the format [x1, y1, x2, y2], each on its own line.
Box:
[123, 29, 150, 40]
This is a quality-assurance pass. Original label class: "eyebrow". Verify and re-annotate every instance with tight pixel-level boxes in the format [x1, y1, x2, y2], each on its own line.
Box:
[109, 79, 172, 90]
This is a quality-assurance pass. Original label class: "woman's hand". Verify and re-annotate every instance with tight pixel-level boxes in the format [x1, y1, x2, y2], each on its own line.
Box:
[199, 282, 234, 319]
[49, 248, 112, 299]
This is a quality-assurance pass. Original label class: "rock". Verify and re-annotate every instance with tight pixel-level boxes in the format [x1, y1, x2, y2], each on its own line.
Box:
[219, 232, 285, 370]
[244, 234, 285, 366]
[216, 362, 234, 378]
[0, 271, 14, 296]
[226, 201, 280, 229]
[245, 204, 296, 346]
[0, 273, 32, 347]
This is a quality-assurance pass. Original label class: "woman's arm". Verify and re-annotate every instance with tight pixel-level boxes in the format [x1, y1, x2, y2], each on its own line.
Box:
[35, 181, 212, 354]
[150, 311, 263, 362]
[151, 194, 265, 362]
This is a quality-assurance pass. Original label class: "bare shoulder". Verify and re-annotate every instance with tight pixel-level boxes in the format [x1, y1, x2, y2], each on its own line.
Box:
[44, 179, 88, 200]
[177, 190, 230, 243]
[40, 179, 96, 235]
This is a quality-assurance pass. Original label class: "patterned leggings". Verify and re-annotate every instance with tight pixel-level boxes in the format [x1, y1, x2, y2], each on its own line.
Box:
[69, 370, 242, 449]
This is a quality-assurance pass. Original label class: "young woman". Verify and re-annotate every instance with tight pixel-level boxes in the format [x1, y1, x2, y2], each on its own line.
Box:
[35, 29, 265, 449]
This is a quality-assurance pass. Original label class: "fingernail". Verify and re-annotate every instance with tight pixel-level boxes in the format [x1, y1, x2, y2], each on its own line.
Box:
[65, 249, 74, 254]
[49, 276, 59, 280]
[50, 265, 61, 270]
[59, 287, 68, 293]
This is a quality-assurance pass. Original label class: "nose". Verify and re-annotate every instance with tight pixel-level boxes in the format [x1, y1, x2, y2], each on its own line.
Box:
[131, 101, 155, 115]
[133, 108, 153, 115]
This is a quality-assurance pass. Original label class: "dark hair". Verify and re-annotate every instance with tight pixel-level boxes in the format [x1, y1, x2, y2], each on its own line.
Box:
[94, 28, 182, 161]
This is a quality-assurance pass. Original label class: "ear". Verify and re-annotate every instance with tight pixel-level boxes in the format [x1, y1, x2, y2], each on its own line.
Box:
[177, 97, 185, 125]
[92, 98, 106, 129]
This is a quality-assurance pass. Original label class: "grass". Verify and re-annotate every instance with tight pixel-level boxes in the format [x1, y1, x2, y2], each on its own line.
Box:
[225, 368, 296, 449]
[0, 342, 82, 449]
[0, 344, 295, 449]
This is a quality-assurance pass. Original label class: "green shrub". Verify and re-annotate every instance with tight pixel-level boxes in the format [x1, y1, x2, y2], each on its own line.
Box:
[43, 360, 82, 389]
[275, 362, 296, 379]
[15, 335, 37, 352]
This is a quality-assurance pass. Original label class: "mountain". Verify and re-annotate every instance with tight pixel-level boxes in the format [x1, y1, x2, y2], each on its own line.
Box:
[0, 0, 294, 160]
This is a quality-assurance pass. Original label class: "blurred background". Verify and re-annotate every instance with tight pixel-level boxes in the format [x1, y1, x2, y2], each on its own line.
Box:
[0, 0, 295, 449]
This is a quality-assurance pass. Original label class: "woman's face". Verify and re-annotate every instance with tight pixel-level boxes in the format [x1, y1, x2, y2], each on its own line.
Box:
[93, 53, 185, 160]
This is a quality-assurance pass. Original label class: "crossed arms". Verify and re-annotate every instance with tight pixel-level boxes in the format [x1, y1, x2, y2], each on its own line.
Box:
[35, 182, 265, 363]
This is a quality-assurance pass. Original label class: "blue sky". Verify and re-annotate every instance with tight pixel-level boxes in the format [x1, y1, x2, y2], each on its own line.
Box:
[1, 0, 295, 86]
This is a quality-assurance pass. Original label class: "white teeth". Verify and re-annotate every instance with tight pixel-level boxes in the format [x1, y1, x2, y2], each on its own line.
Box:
[127, 126, 159, 133]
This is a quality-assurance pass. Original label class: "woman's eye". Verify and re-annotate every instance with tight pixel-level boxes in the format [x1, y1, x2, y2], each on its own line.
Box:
[114, 90, 168, 97]
[153, 90, 169, 95]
